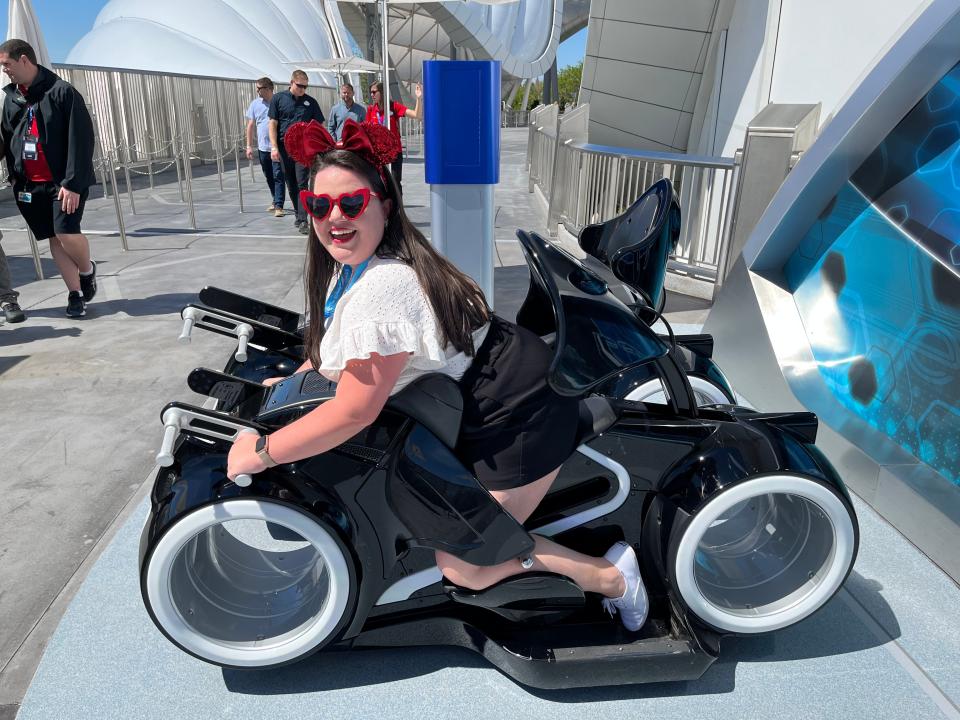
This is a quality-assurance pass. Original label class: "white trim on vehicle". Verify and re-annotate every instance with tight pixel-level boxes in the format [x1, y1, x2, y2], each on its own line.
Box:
[144, 499, 351, 666]
[375, 444, 631, 605]
[673, 474, 856, 634]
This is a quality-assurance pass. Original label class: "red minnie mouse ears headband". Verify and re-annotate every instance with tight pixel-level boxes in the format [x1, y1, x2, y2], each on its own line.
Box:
[283, 119, 401, 182]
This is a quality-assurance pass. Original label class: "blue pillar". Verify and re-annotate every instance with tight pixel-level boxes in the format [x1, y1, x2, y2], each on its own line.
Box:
[423, 60, 501, 304]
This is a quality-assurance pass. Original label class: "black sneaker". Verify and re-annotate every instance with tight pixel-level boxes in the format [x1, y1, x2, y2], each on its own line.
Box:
[79, 260, 98, 301]
[2, 301, 25, 323]
[66, 291, 86, 317]
[298, 221, 309, 235]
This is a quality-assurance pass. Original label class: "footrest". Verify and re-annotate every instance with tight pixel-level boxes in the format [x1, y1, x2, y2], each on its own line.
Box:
[198, 286, 303, 334]
[446, 572, 585, 624]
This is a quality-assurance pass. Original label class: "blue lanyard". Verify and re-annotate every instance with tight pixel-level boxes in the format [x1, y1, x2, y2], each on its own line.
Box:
[324, 259, 370, 320]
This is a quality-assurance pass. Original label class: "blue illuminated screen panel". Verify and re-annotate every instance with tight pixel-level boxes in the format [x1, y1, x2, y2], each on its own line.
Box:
[785, 63, 960, 485]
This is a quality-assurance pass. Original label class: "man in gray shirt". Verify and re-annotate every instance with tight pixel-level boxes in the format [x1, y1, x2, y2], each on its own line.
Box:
[327, 83, 366, 140]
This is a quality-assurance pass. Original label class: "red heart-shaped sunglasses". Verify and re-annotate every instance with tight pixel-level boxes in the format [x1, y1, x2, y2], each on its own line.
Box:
[300, 188, 383, 221]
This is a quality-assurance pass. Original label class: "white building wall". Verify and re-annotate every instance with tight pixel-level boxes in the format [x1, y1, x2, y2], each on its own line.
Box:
[579, 0, 719, 152]
[583, 0, 931, 157]
[768, 0, 929, 114]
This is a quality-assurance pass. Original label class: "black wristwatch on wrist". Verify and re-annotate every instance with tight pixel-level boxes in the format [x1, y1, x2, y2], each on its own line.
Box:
[255, 435, 278, 468]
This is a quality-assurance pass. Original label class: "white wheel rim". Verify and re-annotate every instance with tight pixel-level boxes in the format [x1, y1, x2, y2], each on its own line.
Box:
[145, 500, 351, 666]
[673, 474, 855, 634]
[624, 376, 732, 406]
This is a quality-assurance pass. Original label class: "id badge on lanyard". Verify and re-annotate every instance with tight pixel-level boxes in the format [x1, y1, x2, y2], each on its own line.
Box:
[22, 106, 38, 161]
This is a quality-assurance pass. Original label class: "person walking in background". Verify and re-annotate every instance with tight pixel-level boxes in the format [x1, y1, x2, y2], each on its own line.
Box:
[269, 69, 324, 235]
[364, 81, 422, 195]
[0, 39, 97, 318]
[327, 82, 365, 141]
[0, 237, 25, 323]
[246, 77, 285, 217]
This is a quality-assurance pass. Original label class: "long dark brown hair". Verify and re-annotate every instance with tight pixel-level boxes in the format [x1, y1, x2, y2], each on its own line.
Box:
[302, 150, 491, 370]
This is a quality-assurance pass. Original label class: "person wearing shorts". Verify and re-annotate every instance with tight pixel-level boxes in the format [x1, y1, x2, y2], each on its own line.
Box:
[0, 39, 97, 318]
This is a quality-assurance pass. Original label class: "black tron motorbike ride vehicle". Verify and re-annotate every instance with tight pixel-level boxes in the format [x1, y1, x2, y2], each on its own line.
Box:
[172, 179, 735, 408]
[140, 222, 860, 689]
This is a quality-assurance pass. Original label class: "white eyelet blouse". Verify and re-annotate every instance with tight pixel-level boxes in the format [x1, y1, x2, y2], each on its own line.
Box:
[318, 255, 490, 394]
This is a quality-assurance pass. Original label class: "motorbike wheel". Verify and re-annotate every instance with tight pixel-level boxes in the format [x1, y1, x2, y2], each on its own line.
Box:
[143, 499, 355, 667]
[669, 473, 858, 634]
[624, 374, 734, 406]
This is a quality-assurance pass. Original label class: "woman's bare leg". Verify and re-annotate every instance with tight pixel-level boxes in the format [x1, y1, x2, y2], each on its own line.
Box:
[436, 468, 625, 598]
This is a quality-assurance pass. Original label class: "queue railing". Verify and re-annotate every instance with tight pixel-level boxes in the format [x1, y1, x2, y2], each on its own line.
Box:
[527, 103, 741, 289]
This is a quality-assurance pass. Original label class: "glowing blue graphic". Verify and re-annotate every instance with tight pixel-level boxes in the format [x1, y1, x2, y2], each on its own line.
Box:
[786, 63, 960, 485]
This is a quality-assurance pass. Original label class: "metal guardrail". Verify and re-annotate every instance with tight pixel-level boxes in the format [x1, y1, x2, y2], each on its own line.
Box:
[502, 108, 530, 128]
[20, 64, 427, 279]
[527, 103, 741, 288]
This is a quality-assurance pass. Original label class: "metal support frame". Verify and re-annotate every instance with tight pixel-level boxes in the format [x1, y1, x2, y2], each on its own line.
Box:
[181, 135, 198, 231]
[27, 229, 44, 280]
[234, 134, 244, 213]
[107, 149, 129, 251]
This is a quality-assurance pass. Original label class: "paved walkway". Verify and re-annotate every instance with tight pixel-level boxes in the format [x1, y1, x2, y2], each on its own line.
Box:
[1, 129, 958, 720]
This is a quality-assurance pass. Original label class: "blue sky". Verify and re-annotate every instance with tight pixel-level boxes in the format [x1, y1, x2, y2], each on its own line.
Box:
[2, 1, 587, 68]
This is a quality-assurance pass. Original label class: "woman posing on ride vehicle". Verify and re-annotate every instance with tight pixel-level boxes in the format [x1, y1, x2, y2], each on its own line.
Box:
[226, 119, 648, 631]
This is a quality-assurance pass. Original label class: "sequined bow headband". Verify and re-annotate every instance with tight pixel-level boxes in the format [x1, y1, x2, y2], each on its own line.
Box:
[283, 119, 401, 183]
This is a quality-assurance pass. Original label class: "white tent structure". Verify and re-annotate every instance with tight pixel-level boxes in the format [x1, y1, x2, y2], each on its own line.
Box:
[66, 0, 565, 98]
[66, 0, 346, 87]
[7, 0, 51, 66]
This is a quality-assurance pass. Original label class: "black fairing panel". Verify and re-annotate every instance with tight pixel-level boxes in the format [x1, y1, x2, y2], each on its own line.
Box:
[578, 178, 681, 307]
[387, 424, 534, 565]
[385, 374, 464, 449]
[515, 230, 669, 398]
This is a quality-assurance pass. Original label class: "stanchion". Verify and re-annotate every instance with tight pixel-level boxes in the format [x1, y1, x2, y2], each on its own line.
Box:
[122, 157, 137, 215]
[147, 159, 155, 190]
[181, 136, 198, 231]
[234, 137, 244, 213]
[214, 134, 225, 192]
[172, 136, 185, 203]
[107, 149, 129, 251]
[27, 228, 44, 280]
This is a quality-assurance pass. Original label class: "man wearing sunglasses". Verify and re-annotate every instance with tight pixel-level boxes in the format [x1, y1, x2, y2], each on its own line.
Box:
[245, 77, 285, 217]
[269, 70, 325, 234]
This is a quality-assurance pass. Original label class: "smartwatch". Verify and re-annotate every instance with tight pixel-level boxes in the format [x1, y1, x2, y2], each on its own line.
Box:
[255, 435, 279, 468]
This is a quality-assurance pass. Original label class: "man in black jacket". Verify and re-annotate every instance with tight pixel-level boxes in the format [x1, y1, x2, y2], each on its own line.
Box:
[0, 39, 97, 318]
[269, 69, 324, 235]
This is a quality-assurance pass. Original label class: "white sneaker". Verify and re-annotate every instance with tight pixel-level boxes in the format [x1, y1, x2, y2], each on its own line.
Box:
[601, 541, 649, 631]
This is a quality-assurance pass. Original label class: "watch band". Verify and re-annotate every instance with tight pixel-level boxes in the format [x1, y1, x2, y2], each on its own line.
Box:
[256, 435, 279, 468]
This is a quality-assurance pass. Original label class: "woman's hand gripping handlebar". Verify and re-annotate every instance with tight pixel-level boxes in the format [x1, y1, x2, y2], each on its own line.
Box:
[156, 405, 262, 487]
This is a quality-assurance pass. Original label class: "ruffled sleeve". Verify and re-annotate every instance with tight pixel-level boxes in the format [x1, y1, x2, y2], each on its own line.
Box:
[317, 259, 449, 380]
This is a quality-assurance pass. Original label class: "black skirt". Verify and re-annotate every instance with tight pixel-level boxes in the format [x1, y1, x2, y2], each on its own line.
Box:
[456, 315, 580, 491]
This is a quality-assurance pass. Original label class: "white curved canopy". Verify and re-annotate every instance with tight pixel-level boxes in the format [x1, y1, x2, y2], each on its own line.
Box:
[66, 0, 343, 86]
[66, 0, 563, 87]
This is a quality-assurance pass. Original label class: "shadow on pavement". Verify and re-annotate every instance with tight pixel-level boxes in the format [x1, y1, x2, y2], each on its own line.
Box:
[0, 326, 82, 349]
[21, 293, 198, 319]
[5, 255, 59, 285]
[222, 570, 899, 700]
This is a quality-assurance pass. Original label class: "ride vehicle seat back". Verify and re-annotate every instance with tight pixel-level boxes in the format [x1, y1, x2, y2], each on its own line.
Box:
[577, 178, 682, 309]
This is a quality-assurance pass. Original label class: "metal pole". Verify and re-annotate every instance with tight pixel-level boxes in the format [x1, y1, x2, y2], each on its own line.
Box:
[27, 229, 44, 280]
[380, 0, 391, 130]
[163, 76, 185, 203]
[123, 161, 137, 215]
[108, 150, 129, 251]
[234, 134, 244, 213]
[546, 107, 562, 236]
[140, 74, 156, 191]
[213, 81, 226, 192]
[181, 135, 198, 231]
